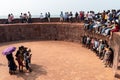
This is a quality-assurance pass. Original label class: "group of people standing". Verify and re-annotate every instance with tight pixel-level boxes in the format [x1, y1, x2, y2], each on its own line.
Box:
[40, 12, 51, 22]
[19, 11, 32, 23]
[6, 46, 32, 75]
[81, 35, 114, 67]
[7, 11, 32, 24]
[7, 13, 14, 24]
[59, 11, 73, 22]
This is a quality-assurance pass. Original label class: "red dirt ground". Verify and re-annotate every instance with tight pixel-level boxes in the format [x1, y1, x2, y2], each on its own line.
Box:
[0, 41, 114, 80]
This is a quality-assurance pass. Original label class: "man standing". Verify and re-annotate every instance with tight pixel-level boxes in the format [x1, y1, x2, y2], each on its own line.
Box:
[40, 13, 44, 22]
[28, 11, 32, 23]
[48, 12, 51, 22]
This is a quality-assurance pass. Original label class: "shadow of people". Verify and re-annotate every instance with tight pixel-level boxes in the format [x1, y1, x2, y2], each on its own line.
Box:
[115, 73, 120, 79]
[118, 66, 120, 70]
[0, 63, 6, 66]
[16, 64, 47, 80]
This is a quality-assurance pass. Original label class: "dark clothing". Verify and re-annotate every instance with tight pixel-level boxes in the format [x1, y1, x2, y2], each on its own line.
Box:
[6, 54, 17, 71]
[24, 52, 31, 70]
[28, 18, 32, 23]
[83, 36, 87, 45]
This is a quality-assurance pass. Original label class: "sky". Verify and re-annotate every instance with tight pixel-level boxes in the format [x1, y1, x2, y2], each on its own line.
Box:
[0, 0, 120, 16]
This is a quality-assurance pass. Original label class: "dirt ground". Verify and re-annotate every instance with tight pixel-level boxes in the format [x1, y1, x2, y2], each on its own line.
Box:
[0, 41, 114, 80]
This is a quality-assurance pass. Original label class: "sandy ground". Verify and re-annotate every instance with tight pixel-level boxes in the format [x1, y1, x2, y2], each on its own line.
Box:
[0, 41, 114, 80]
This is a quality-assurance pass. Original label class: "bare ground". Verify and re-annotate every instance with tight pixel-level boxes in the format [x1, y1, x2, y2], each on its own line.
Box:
[0, 41, 114, 80]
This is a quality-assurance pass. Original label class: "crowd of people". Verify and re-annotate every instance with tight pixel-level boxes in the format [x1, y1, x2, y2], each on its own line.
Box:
[80, 9, 120, 68]
[81, 35, 114, 67]
[7, 11, 32, 24]
[59, 11, 85, 23]
[6, 46, 32, 75]
[84, 9, 120, 39]
[5, 9, 120, 25]
[19, 11, 32, 23]
[59, 11, 73, 22]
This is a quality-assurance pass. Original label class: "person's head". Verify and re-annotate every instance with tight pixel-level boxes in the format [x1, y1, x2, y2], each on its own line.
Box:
[99, 39, 102, 42]
[104, 40, 107, 45]
[101, 40, 104, 44]
[20, 45, 24, 49]
[61, 11, 63, 14]
[8, 14, 11, 17]
[28, 49, 31, 52]
[19, 47, 21, 50]
[115, 22, 119, 26]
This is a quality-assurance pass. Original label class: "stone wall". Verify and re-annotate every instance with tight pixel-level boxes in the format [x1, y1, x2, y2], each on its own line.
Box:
[0, 18, 76, 24]
[109, 33, 120, 74]
[0, 18, 60, 24]
[0, 23, 84, 43]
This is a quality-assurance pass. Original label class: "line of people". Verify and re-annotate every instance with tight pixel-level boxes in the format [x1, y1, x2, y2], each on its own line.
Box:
[81, 35, 114, 67]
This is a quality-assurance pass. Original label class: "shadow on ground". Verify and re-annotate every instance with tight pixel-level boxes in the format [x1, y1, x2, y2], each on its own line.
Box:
[16, 64, 47, 80]
[117, 66, 120, 70]
[115, 73, 120, 79]
[0, 63, 6, 66]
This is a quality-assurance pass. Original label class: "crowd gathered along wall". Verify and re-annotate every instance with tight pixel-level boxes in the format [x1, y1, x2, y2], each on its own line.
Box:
[0, 22, 120, 71]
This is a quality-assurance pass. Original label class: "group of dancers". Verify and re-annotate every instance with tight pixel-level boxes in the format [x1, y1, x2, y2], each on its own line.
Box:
[6, 46, 32, 75]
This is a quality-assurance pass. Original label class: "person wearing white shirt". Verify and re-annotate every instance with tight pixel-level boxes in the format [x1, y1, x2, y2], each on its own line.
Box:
[40, 13, 44, 22]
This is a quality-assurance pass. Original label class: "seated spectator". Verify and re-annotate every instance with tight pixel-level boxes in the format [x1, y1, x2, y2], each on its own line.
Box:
[84, 20, 89, 30]
[101, 21, 112, 36]
[93, 19, 101, 33]
[109, 22, 120, 39]
[88, 21, 94, 31]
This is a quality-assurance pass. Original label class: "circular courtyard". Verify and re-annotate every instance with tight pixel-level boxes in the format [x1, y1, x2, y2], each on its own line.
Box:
[0, 41, 114, 80]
